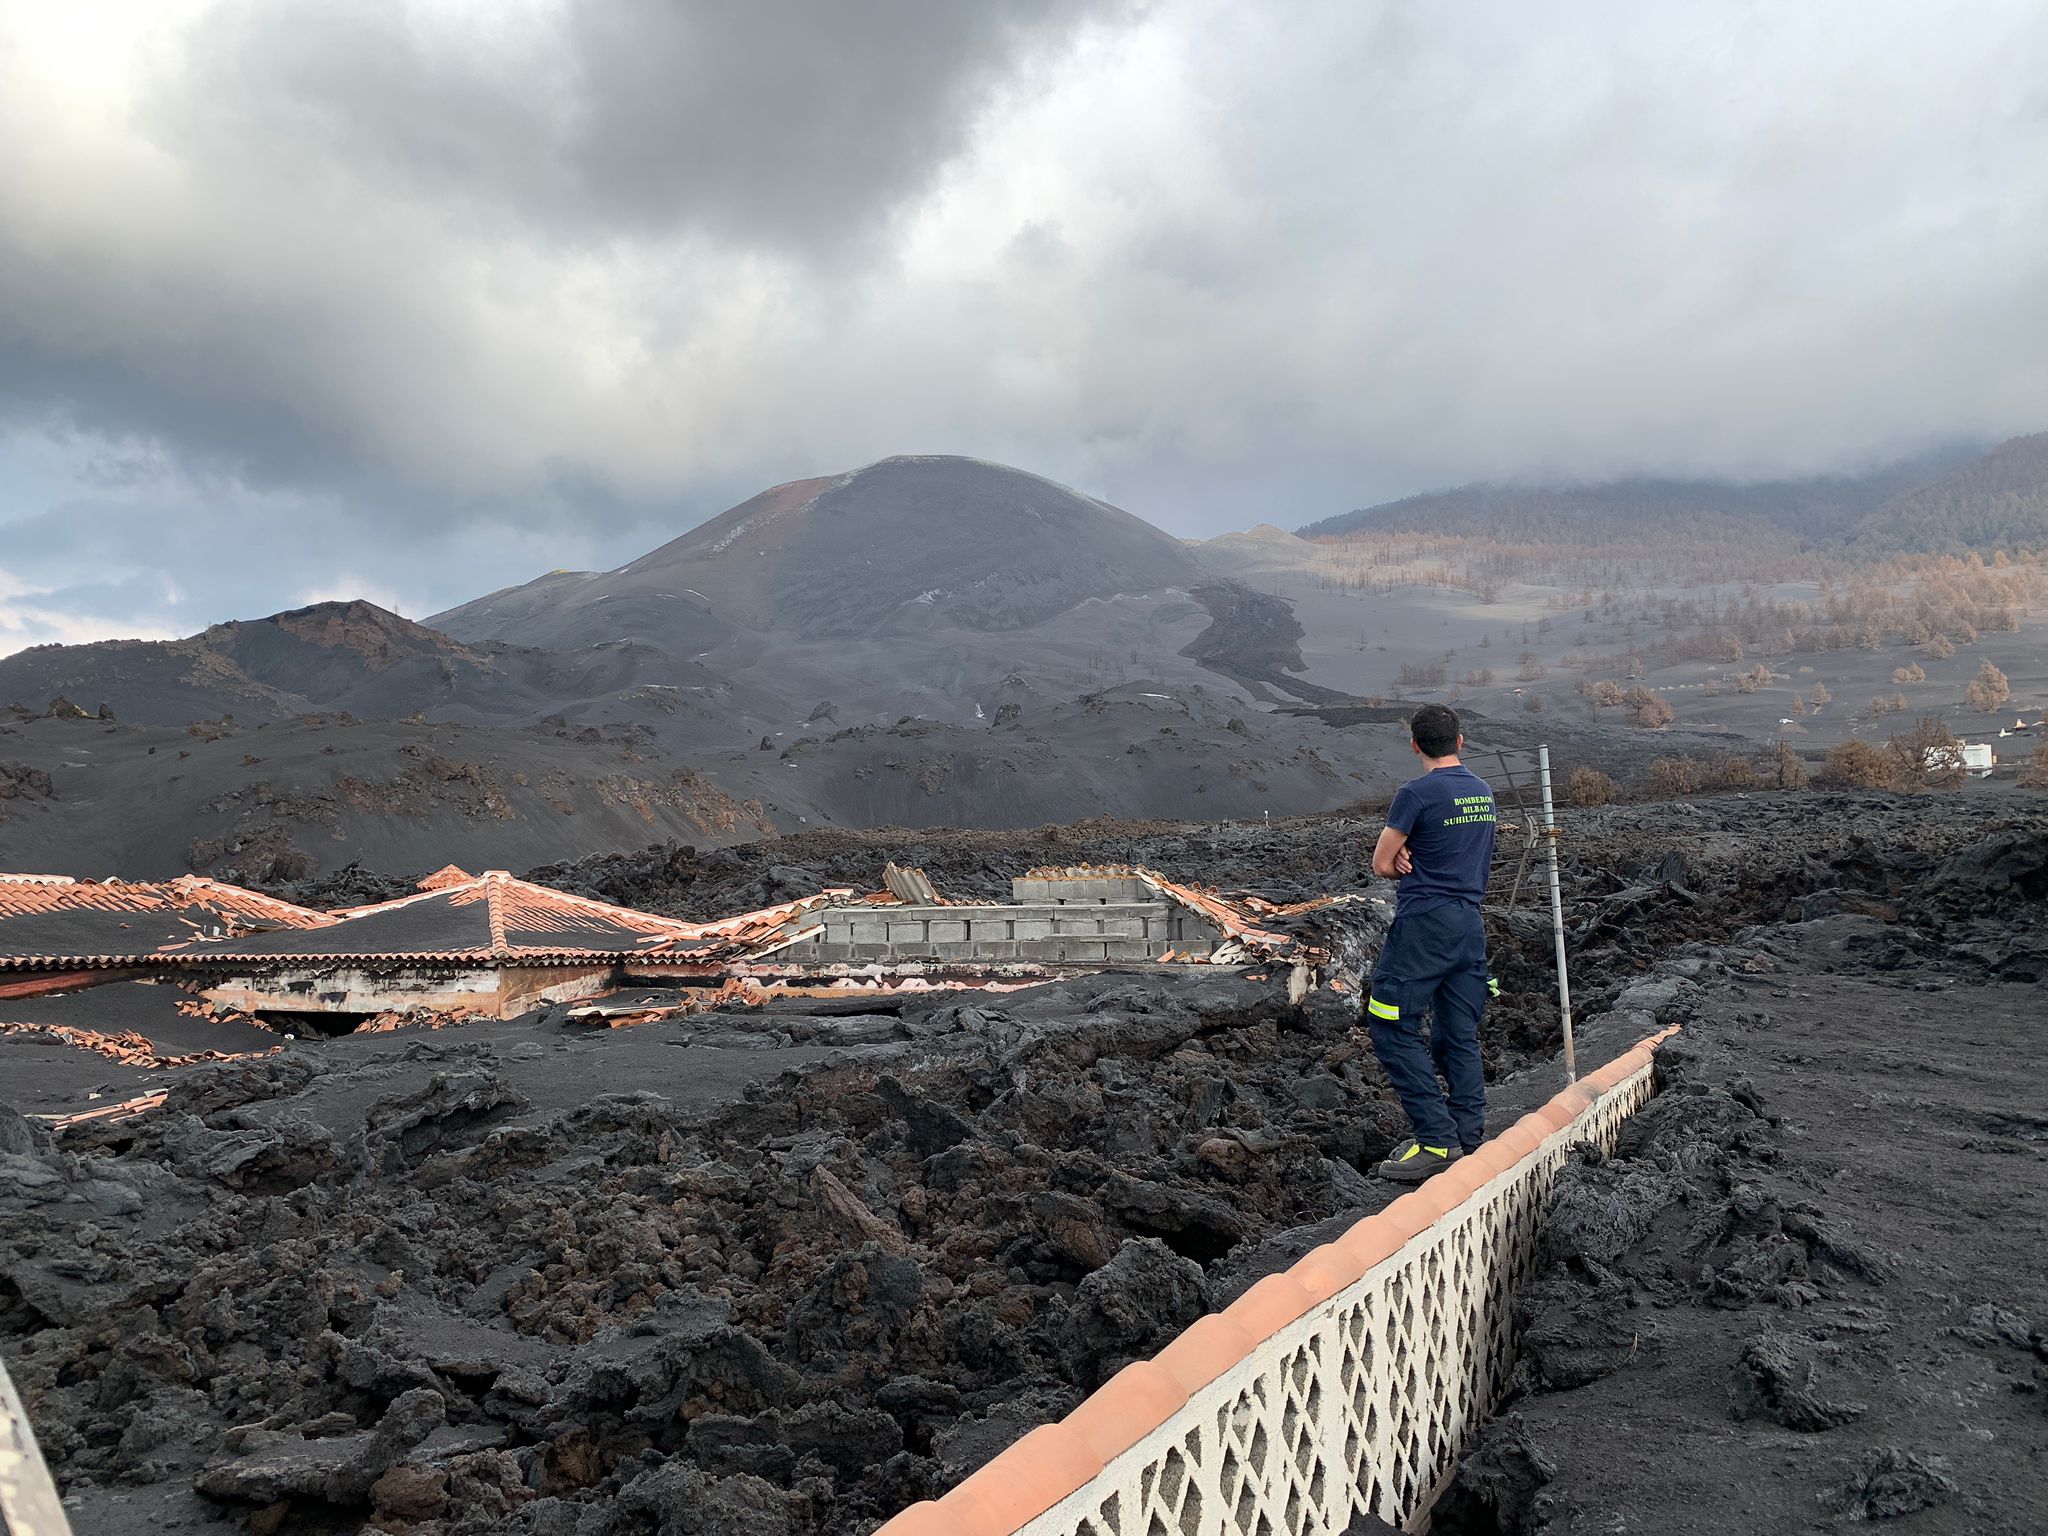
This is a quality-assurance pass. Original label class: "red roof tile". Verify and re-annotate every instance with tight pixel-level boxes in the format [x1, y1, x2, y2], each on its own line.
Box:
[0, 875, 329, 927]
[0, 876, 334, 969]
[160, 869, 717, 965]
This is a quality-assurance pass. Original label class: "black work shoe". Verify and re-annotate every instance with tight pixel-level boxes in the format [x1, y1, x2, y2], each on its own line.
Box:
[1376, 1139, 1463, 1182]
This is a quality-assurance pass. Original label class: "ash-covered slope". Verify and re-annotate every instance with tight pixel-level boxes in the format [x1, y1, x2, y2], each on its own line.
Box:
[0, 600, 484, 724]
[1299, 443, 1986, 546]
[0, 712, 786, 885]
[430, 456, 1310, 726]
[1853, 430, 2048, 551]
[431, 456, 1206, 648]
[3, 461, 1319, 757]
[0, 600, 776, 748]
[0, 600, 575, 725]
[0, 686, 1404, 882]
[1189, 524, 1323, 572]
[699, 684, 1390, 832]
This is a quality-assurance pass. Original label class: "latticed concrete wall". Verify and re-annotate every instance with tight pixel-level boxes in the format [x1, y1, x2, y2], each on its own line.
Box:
[1, 1354, 72, 1535]
[882, 1027, 1678, 1536]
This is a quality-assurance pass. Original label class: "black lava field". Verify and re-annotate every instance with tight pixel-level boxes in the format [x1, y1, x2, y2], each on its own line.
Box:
[3, 791, 2044, 1535]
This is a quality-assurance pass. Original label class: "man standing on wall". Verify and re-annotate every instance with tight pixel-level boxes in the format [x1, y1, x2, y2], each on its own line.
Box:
[1367, 704, 1498, 1181]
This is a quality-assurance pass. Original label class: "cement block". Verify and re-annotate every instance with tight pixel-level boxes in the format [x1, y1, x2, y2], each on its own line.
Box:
[1011, 938, 1107, 962]
[927, 919, 968, 943]
[1014, 875, 1151, 904]
[1013, 918, 1053, 940]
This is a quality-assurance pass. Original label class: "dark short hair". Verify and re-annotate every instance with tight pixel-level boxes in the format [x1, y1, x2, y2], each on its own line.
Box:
[1411, 703, 1461, 757]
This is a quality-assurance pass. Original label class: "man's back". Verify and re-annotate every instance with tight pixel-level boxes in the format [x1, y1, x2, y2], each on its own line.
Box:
[1366, 706, 1497, 1179]
[1386, 763, 1496, 915]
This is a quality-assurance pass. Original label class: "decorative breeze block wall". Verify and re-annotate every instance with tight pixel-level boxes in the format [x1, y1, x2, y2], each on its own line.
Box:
[882, 1026, 1679, 1536]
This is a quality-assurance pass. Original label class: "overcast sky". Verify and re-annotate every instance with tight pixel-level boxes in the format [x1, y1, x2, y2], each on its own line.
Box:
[3, 0, 2045, 653]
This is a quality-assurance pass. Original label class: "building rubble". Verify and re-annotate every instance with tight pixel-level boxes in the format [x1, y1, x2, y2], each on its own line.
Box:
[2, 860, 1381, 1030]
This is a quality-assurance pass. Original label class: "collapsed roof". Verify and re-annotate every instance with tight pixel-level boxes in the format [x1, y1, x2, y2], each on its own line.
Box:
[0, 875, 331, 972]
[150, 868, 714, 967]
[0, 862, 1324, 980]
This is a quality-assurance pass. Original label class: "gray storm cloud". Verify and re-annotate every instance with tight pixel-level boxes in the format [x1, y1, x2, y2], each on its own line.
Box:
[1, 0, 2045, 649]
[166, 0, 1129, 245]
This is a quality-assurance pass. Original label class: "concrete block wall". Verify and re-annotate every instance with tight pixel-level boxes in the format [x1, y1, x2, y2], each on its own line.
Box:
[772, 901, 1223, 964]
[1009, 875, 1154, 905]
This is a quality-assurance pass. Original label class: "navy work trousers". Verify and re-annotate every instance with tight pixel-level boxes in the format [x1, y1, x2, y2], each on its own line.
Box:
[1366, 904, 1489, 1151]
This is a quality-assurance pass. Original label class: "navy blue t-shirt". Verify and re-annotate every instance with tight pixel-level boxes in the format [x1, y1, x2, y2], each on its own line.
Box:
[1385, 763, 1497, 917]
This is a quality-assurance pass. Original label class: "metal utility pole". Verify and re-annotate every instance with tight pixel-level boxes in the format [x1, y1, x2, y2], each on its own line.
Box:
[1535, 745, 1577, 1083]
[1, 1355, 73, 1536]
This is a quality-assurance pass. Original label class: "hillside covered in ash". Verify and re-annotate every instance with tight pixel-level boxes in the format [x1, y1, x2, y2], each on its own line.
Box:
[0, 601, 778, 747]
[433, 456, 1207, 646]
[7, 446, 2046, 893]
[1300, 434, 2048, 552]
[423, 456, 1321, 731]
[0, 685, 1468, 883]
[0, 455, 1387, 880]
[2, 458, 1337, 759]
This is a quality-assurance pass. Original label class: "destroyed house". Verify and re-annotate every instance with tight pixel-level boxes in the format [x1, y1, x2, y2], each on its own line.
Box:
[155, 868, 721, 1020]
[0, 874, 331, 995]
[0, 861, 1308, 1022]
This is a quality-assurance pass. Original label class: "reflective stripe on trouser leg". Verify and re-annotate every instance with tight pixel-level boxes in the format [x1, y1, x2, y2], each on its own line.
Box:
[1366, 986, 1459, 1147]
[1367, 997, 1400, 1020]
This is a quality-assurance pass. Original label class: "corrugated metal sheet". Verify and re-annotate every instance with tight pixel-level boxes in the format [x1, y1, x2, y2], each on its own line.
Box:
[882, 862, 944, 905]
